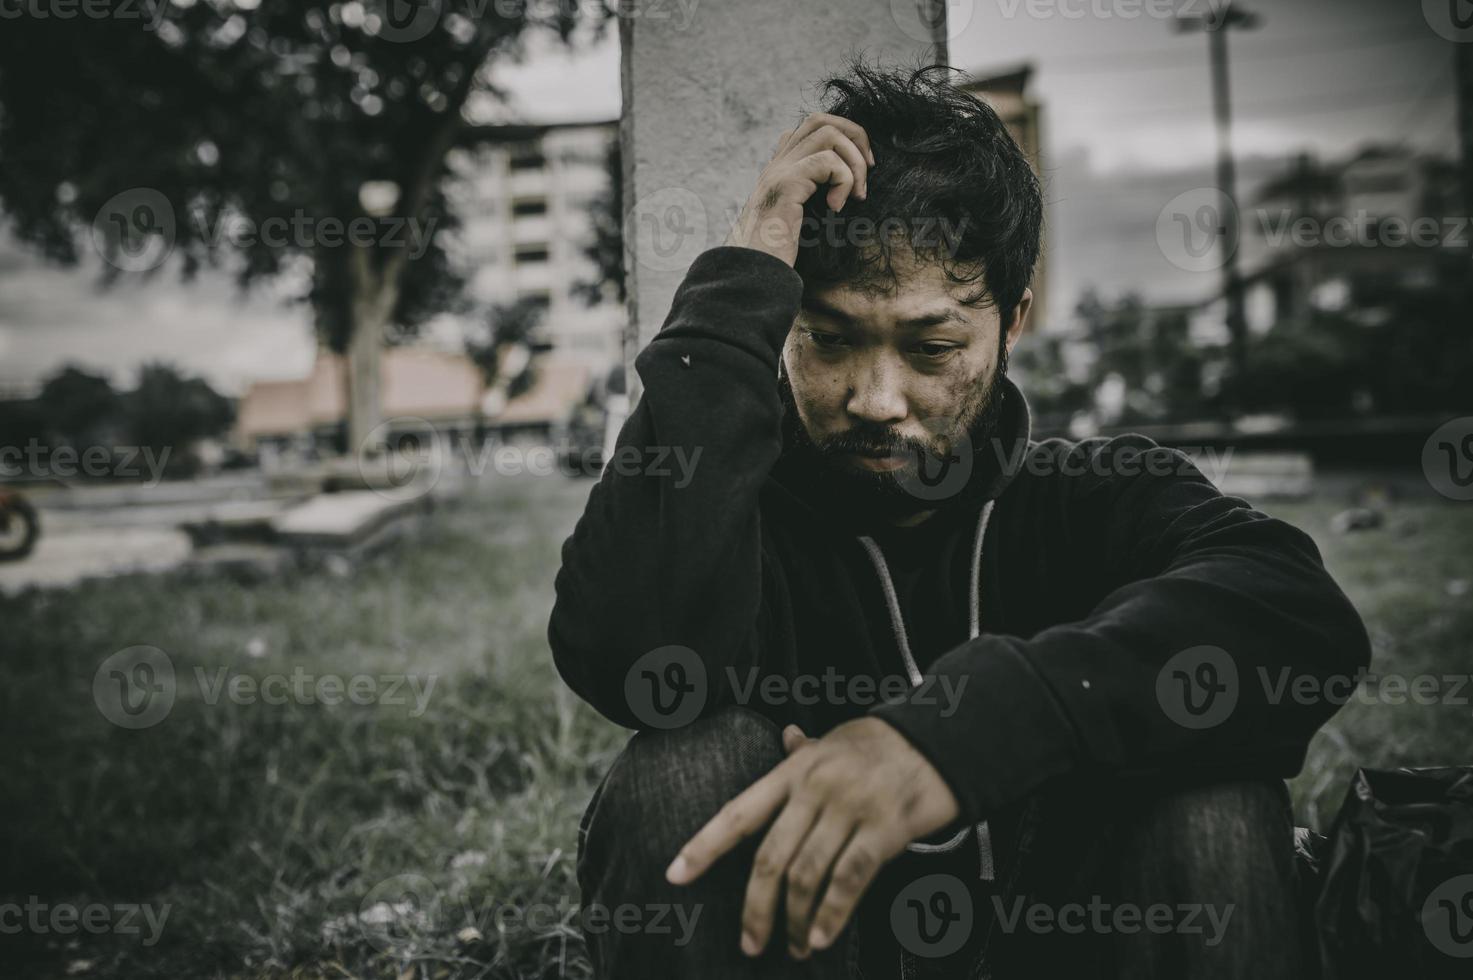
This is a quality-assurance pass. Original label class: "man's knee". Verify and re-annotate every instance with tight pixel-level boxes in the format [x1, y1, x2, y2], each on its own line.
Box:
[1119, 779, 1295, 889]
[1110, 778, 1302, 969]
[579, 707, 786, 868]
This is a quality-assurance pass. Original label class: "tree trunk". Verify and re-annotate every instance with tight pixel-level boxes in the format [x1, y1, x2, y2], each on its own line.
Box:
[346, 241, 401, 459]
[347, 298, 384, 458]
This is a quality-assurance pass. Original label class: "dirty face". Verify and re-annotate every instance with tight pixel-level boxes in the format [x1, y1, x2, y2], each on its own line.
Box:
[779, 248, 1031, 518]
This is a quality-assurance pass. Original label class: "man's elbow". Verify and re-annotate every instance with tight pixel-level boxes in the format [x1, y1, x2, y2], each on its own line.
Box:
[1288, 580, 1372, 732]
[546, 599, 645, 731]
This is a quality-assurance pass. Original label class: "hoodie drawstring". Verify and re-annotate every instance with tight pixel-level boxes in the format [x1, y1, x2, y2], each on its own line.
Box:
[856, 497, 997, 882]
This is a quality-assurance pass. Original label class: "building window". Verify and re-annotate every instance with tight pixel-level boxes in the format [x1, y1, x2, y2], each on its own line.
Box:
[518, 290, 553, 310]
[508, 149, 547, 172]
[515, 244, 550, 264]
[512, 197, 548, 218]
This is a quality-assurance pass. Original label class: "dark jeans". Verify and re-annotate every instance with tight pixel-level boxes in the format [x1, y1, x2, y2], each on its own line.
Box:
[576, 707, 1304, 979]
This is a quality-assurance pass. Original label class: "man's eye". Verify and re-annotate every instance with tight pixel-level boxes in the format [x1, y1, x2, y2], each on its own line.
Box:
[914, 343, 959, 359]
[805, 329, 847, 349]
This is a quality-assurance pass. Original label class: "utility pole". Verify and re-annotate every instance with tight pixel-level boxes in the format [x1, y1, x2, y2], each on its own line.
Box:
[1459, 42, 1472, 226]
[1176, 1, 1259, 395]
[1457, 42, 1472, 309]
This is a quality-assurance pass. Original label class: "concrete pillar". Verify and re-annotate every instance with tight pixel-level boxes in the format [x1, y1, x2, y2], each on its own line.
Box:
[619, 0, 952, 400]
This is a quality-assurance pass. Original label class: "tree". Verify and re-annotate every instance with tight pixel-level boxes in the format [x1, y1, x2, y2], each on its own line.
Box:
[571, 134, 625, 308]
[126, 363, 235, 463]
[0, 1, 606, 456]
[35, 367, 122, 447]
[1070, 288, 1222, 426]
[466, 295, 546, 401]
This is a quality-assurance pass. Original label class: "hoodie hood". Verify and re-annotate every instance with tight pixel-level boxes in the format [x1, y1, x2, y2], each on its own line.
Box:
[765, 374, 1034, 535]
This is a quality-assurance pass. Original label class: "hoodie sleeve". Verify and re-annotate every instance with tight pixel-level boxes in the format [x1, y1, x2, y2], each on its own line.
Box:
[547, 246, 805, 729]
[870, 435, 1372, 823]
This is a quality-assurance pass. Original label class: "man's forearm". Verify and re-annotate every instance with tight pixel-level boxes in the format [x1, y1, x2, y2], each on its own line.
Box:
[870, 437, 1372, 823]
[548, 246, 805, 728]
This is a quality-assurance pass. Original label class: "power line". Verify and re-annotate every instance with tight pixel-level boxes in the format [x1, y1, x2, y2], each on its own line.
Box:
[1392, 54, 1457, 146]
[1087, 79, 1436, 120]
[1043, 25, 1430, 74]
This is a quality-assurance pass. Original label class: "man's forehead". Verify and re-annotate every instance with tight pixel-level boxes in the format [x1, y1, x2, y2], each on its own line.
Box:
[801, 262, 991, 329]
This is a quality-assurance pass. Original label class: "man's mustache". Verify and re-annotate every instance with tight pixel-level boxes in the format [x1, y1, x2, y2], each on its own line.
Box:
[815, 427, 943, 461]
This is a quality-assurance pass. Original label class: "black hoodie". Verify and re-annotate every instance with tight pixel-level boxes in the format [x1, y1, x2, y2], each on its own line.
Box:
[548, 245, 1371, 826]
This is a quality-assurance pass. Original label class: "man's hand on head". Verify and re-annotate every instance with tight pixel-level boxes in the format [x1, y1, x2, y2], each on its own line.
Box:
[722, 111, 875, 268]
[664, 715, 960, 961]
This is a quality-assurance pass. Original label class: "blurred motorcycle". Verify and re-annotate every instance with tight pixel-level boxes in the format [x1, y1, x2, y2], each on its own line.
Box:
[0, 487, 40, 561]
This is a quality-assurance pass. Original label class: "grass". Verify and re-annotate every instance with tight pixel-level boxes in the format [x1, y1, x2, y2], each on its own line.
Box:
[2, 474, 625, 980]
[1266, 494, 1473, 830]
[2, 470, 1469, 978]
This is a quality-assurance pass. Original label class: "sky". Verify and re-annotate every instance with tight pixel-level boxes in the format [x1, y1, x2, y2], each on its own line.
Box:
[0, 0, 1459, 395]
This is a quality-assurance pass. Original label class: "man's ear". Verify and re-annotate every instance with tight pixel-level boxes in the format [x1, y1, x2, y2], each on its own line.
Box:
[1003, 287, 1033, 355]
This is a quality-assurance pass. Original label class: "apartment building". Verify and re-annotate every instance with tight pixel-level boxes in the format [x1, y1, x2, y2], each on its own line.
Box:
[444, 120, 624, 373]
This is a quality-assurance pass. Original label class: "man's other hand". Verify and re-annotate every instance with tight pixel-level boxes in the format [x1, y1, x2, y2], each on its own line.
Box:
[664, 715, 959, 960]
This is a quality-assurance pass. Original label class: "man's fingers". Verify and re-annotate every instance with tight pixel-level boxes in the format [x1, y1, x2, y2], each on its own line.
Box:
[791, 148, 858, 214]
[771, 127, 796, 160]
[786, 112, 875, 167]
[667, 771, 788, 885]
[787, 126, 868, 206]
[738, 798, 819, 956]
[806, 828, 898, 952]
[782, 724, 809, 755]
[783, 810, 857, 960]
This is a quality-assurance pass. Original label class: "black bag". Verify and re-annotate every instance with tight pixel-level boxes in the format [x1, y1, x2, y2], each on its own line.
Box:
[1314, 766, 1473, 979]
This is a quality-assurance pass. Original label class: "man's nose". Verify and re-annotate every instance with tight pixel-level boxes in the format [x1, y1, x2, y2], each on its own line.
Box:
[845, 354, 908, 425]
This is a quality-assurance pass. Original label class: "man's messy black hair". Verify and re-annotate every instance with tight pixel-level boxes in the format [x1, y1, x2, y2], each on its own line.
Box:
[793, 58, 1044, 323]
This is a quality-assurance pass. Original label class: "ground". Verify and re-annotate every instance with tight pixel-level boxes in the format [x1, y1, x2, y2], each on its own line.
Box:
[2, 471, 1470, 979]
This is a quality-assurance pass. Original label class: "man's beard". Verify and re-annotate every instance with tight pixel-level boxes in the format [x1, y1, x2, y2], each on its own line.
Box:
[777, 350, 1011, 527]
